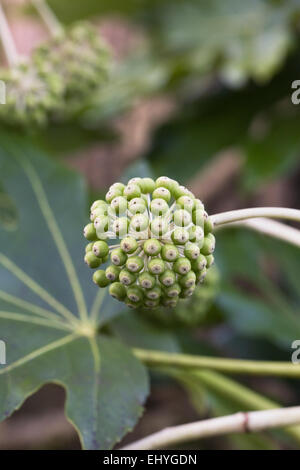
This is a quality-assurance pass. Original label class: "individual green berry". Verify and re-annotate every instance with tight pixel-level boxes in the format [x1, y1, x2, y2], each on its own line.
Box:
[179, 271, 196, 288]
[110, 182, 125, 193]
[143, 239, 162, 256]
[128, 198, 146, 214]
[150, 198, 169, 216]
[188, 225, 204, 243]
[155, 176, 177, 194]
[119, 269, 136, 286]
[184, 242, 200, 260]
[127, 286, 144, 303]
[204, 215, 214, 234]
[148, 257, 166, 275]
[84, 223, 98, 241]
[192, 209, 205, 227]
[109, 282, 126, 301]
[191, 254, 207, 272]
[123, 183, 141, 200]
[173, 257, 191, 275]
[130, 214, 149, 232]
[120, 236, 138, 254]
[196, 268, 207, 284]
[144, 299, 159, 308]
[176, 196, 195, 212]
[138, 272, 156, 289]
[161, 244, 179, 261]
[110, 196, 127, 215]
[85, 242, 94, 253]
[105, 187, 123, 203]
[90, 205, 108, 221]
[91, 199, 107, 212]
[112, 217, 129, 237]
[171, 228, 190, 245]
[181, 286, 195, 298]
[194, 199, 205, 211]
[93, 270, 110, 287]
[128, 177, 143, 187]
[206, 254, 215, 268]
[125, 298, 142, 309]
[162, 297, 179, 308]
[126, 256, 144, 273]
[84, 252, 102, 268]
[145, 285, 162, 300]
[110, 248, 127, 266]
[92, 240, 109, 258]
[150, 217, 169, 237]
[173, 209, 192, 227]
[94, 216, 109, 234]
[139, 177, 156, 193]
[164, 283, 181, 298]
[159, 269, 176, 287]
[152, 187, 171, 203]
[105, 265, 121, 282]
[201, 233, 216, 255]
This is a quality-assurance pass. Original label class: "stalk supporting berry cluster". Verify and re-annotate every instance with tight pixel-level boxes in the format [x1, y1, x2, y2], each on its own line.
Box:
[83, 177, 216, 309]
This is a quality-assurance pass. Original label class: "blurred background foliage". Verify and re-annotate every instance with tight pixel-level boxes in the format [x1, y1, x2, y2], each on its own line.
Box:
[1, 0, 300, 450]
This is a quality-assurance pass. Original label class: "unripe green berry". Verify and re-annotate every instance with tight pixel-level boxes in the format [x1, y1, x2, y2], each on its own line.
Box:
[184, 242, 200, 260]
[201, 233, 216, 255]
[110, 182, 125, 193]
[188, 225, 204, 243]
[84, 252, 101, 268]
[94, 216, 109, 233]
[173, 209, 192, 227]
[90, 205, 108, 221]
[143, 238, 162, 256]
[164, 283, 181, 298]
[144, 299, 159, 308]
[138, 272, 156, 289]
[120, 236, 138, 254]
[126, 256, 144, 273]
[171, 228, 190, 245]
[159, 269, 176, 286]
[91, 200, 107, 212]
[150, 198, 169, 216]
[176, 196, 195, 212]
[181, 286, 195, 297]
[150, 217, 169, 237]
[105, 187, 122, 203]
[85, 242, 94, 253]
[125, 298, 142, 309]
[173, 257, 191, 275]
[204, 215, 214, 234]
[93, 269, 110, 287]
[128, 177, 142, 187]
[179, 271, 196, 288]
[119, 269, 136, 286]
[196, 268, 207, 284]
[110, 196, 127, 215]
[128, 197, 146, 214]
[109, 282, 126, 301]
[206, 254, 215, 268]
[152, 187, 171, 203]
[127, 286, 144, 303]
[148, 258, 166, 275]
[84, 223, 98, 241]
[130, 214, 149, 232]
[155, 176, 177, 194]
[93, 240, 109, 258]
[123, 183, 141, 200]
[191, 254, 207, 272]
[161, 244, 179, 261]
[162, 297, 179, 308]
[110, 248, 127, 266]
[145, 285, 162, 300]
[139, 177, 156, 193]
[192, 209, 205, 227]
[112, 217, 129, 237]
[194, 199, 205, 211]
[105, 265, 120, 281]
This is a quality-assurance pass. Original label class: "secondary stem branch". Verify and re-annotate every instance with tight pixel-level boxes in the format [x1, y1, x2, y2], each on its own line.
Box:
[121, 406, 300, 450]
[133, 348, 300, 378]
[211, 207, 300, 227]
[217, 217, 300, 248]
[32, 0, 63, 36]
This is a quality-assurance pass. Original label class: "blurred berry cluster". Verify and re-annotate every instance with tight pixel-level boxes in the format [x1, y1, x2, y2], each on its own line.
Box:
[0, 22, 109, 126]
[83, 176, 216, 310]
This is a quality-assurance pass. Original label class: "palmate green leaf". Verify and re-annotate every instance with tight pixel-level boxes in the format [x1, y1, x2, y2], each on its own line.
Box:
[0, 132, 149, 449]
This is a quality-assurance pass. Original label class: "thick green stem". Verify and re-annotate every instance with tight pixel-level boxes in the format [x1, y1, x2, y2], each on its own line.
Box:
[133, 348, 300, 378]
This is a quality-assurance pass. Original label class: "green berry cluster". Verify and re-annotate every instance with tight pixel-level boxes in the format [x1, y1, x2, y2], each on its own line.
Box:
[33, 22, 110, 116]
[0, 60, 62, 126]
[0, 22, 109, 127]
[140, 266, 220, 327]
[83, 176, 216, 309]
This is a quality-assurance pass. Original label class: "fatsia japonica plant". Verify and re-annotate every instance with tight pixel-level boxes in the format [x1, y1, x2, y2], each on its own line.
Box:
[1, 133, 300, 449]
